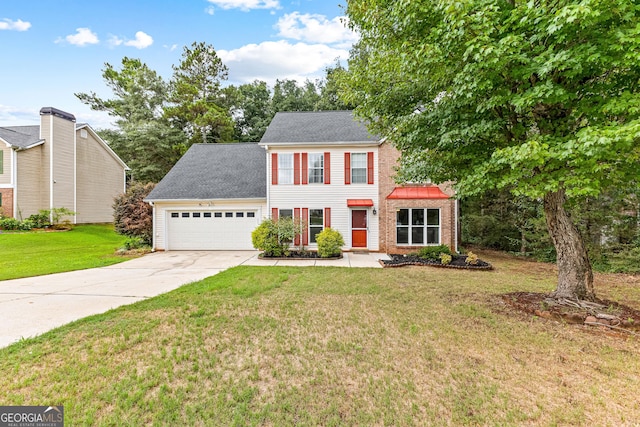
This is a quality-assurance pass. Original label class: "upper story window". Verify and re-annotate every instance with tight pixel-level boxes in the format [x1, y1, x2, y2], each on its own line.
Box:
[308, 153, 324, 184]
[278, 153, 294, 185]
[351, 153, 367, 184]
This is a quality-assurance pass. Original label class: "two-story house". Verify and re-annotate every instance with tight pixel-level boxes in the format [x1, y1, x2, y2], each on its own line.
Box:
[146, 110, 458, 253]
[0, 107, 129, 223]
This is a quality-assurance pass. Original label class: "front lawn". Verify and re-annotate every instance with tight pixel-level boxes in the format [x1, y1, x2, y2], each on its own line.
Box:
[1, 255, 638, 425]
[0, 224, 136, 280]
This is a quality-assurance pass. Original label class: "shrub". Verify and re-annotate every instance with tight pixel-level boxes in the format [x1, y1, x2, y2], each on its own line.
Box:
[465, 251, 479, 265]
[316, 228, 344, 258]
[439, 253, 452, 265]
[122, 236, 147, 250]
[113, 182, 155, 245]
[27, 211, 51, 228]
[0, 217, 22, 231]
[417, 244, 452, 261]
[252, 219, 283, 256]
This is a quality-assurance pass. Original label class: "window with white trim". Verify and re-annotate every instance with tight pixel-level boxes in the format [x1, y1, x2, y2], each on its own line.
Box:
[279, 209, 293, 219]
[278, 153, 293, 184]
[351, 153, 367, 184]
[308, 153, 323, 184]
[309, 209, 324, 243]
[396, 208, 440, 245]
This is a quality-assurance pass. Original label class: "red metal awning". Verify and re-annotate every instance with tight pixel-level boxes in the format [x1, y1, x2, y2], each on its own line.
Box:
[347, 199, 374, 207]
[387, 186, 450, 200]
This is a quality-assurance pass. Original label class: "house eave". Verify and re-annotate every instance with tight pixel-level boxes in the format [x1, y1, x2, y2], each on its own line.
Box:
[258, 140, 383, 149]
[144, 197, 266, 204]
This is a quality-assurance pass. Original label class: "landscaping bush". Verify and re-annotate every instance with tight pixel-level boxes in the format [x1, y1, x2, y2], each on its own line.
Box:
[252, 219, 283, 257]
[417, 244, 452, 261]
[113, 182, 155, 245]
[27, 211, 51, 228]
[0, 217, 22, 231]
[316, 227, 344, 258]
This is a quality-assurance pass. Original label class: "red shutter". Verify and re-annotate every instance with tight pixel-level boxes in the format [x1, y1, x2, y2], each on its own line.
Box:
[302, 153, 308, 185]
[272, 208, 278, 220]
[302, 208, 309, 245]
[324, 152, 330, 184]
[367, 152, 374, 184]
[294, 208, 301, 246]
[271, 153, 278, 185]
[344, 153, 351, 185]
[324, 207, 331, 228]
[294, 153, 300, 185]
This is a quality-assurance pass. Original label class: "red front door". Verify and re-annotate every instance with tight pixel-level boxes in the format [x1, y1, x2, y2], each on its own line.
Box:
[351, 210, 368, 248]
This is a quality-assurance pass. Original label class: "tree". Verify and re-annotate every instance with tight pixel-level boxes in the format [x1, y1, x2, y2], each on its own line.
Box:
[344, 0, 640, 301]
[113, 182, 155, 245]
[166, 42, 234, 146]
[270, 79, 320, 112]
[316, 63, 356, 111]
[222, 80, 273, 142]
[75, 57, 183, 183]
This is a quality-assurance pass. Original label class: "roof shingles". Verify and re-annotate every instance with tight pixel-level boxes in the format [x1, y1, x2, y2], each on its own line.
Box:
[146, 143, 266, 201]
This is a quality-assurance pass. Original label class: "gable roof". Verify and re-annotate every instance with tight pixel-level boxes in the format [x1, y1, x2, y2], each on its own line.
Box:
[0, 125, 43, 148]
[146, 143, 266, 201]
[259, 110, 379, 144]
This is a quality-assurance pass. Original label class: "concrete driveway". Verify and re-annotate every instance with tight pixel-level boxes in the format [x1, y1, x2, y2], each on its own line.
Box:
[0, 251, 387, 349]
[0, 251, 258, 348]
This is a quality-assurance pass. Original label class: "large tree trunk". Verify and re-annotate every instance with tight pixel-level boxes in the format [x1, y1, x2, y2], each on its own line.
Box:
[543, 189, 595, 301]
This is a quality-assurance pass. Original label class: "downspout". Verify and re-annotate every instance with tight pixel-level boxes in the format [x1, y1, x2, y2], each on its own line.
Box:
[149, 201, 156, 252]
[12, 146, 19, 218]
[263, 145, 270, 219]
[453, 197, 458, 253]
[73, 125, 77, 224]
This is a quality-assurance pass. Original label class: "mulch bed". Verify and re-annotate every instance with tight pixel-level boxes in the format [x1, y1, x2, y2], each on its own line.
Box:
[501, 292, 640, 336]
[259, 251, 342, 260]
[381, 254, 493, 270]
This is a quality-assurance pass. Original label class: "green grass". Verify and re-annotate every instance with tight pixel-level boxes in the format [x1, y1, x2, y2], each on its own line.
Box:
[1, 254, 638, 426]
[0, 224, 136, 280]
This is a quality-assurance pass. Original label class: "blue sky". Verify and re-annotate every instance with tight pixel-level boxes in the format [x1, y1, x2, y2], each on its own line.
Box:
[0, 0, 355, 129]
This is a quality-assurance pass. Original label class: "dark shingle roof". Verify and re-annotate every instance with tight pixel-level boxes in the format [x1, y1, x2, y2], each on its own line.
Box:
[0, 125, 42, 148]
[260, 111, 378, 143]
[146, 143, 266, 201]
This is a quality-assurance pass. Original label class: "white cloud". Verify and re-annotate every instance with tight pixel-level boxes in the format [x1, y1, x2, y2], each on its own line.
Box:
[59, 28, 99, 46]
[0, 105, 39, 125]
[206, 0, 280, 12]
[205, 6, 215, 15]
[0, 18, 31, 31]
[276, 13, 357, 46]
[108, 31, 153, 49]
[163, 43, 179, 52]
[218, 40, 349, 85]
[107, 35, 124, 48]
[124, 31, 153, 49]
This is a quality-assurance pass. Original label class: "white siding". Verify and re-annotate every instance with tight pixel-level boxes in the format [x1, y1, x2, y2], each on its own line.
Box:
[0, 145, 12, 185]
[268, 145, 380, 250]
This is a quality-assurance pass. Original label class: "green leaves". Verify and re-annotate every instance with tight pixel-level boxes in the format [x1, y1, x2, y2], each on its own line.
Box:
[344, 0, 640, 201]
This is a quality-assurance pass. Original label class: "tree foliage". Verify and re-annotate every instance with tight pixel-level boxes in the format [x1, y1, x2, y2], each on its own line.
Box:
[344, 0, 640, 300]
[165, 42, 234, 146]
[75, 58, 183, 183]
[113, 182, 155, 245]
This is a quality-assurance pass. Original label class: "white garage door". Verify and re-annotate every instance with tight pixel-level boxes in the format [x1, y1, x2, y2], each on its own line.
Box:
[167, 210, 259, 250]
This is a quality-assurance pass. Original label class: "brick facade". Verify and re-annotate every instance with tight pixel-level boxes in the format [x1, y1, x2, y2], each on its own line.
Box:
[0, 189, 13, 218]
[378, 142, 458, 254]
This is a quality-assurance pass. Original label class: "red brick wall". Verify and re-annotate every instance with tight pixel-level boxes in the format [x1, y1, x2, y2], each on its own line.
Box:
[378, 142, 457, 254]
[0, 189, 13, 218]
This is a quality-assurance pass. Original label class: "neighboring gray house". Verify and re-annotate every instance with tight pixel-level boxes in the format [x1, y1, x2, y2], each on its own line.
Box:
[0, 107, 129, 223]
[146, 111, 458, 253]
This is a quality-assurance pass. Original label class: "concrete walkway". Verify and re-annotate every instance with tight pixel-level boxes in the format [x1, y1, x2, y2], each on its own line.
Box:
[0, 251, 387, 348]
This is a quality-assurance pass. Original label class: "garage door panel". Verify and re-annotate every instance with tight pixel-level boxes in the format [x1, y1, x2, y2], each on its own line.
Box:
[167, 210, 258, 250]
